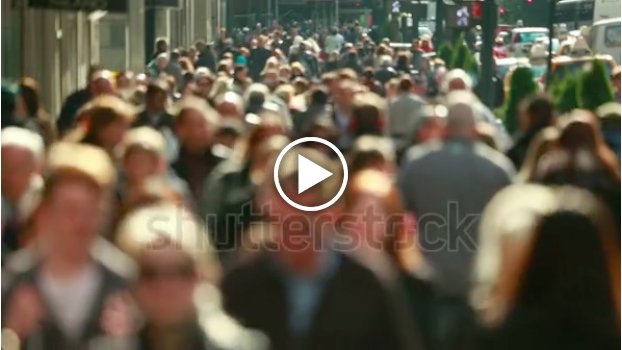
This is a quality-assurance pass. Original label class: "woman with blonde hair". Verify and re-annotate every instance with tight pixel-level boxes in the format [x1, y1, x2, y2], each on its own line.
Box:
[290, 61, 306, 78]
[259, 56, 280, 78]
[517, 126, 559, 181]
[64, 95, 135, 155]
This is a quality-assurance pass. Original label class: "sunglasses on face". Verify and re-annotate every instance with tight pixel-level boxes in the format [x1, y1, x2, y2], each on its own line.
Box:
[139, 263, 196, 281]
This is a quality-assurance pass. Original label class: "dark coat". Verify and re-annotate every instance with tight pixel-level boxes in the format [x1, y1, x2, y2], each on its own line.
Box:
[132, 109, 175, 132]
[57, 88, 91, 136]
[221, 251, 422, 350]
[248, 48, 272, 81]
[475, 306, 620, 350]
[196, 48, 217, 72]
[374, 67, 398, 85]
[323, 60, 340, 73]
[200, 160, 255, 261]
[172, 147, 224, 205]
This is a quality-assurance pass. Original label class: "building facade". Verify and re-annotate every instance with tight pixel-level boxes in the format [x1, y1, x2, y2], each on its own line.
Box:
[1, 0, 219, 117]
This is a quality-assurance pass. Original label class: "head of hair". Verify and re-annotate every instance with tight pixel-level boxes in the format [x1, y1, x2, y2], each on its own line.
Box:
[518, 126, 560, 181]
[473, 185, 620, 329]
[309, 85, 329, 105]
[337, 68, 358, 81]
[1, 126, 45, 164]
[343, 169, 425, 274]
[174, 96, 220, 130]
[397, 75, 414, 93]
[44, 142, 116, 199]
[115, 203, 219, 281]
[146, 80, 168, 97]
[442, 69, 473, 93]
[520, 94, 555, 131]
[273, 84, 295, 105]
[243, 83, 271, 111]
[348, 135, 395, 174]
[119, 126, 166, 161]
[18, 77, 43, 118]
[351, 92, 386, 136]
[71, 95, 135, 147]
[87, 64, 104, 82]
[444, 90, 478, 136]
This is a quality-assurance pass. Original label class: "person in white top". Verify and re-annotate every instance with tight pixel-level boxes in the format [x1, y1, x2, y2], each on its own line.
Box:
[1, 127, 45, 253]
[324, 27, 345, 55]
[3, 143, 133, 350]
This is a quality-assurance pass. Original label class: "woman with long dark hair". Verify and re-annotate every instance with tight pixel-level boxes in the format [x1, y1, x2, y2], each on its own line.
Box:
[473, 185, 620, 350]
[14, 77, 56, 147]
[534, 111, 621, 232]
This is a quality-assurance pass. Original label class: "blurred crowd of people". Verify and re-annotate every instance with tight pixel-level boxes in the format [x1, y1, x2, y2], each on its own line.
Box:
[1, 20, 620, 350]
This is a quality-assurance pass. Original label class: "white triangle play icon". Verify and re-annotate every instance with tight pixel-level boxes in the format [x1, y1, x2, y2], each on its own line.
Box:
[298, 154, 333, 194]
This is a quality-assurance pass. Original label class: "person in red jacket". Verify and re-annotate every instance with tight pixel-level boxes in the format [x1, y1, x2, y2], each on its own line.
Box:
[493, 38, 508, 59]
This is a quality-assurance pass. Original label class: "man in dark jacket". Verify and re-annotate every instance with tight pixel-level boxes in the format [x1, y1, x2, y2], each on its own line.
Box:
[293, 86, 331, 136]
[222, 147, 421, 350]
[375, 55, 397, 85]
[56, 66, 114, 136]
[132, 80, 174, 132]
[194, 40, 217, 71]
[339, 47, 363, 75]
[172, 97, 225, 204]
[248, 35, 272, 81]
[298, 42, 320, 78]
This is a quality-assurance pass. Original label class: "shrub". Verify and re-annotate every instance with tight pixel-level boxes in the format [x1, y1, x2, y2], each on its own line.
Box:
[503, 67, 538, 134]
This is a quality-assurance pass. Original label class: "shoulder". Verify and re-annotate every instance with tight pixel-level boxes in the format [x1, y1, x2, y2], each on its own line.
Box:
[209, 157, 246, 180]
[222, 252, 273, 292]
[196, 284, 270, 350]
[64, 88, 89, 103]
[402, 141, 442, 164]
[332, 253, 399, 302]
[91, 237, 137, 283]
[474, 143, 516, 176]
[2, 250, 39, 293]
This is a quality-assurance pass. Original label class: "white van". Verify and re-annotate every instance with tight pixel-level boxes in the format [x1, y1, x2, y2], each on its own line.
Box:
[588, 18, 621, 64]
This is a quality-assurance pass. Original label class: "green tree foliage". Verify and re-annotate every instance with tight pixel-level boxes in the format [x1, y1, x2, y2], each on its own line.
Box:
[503, 67, 538, 135]
[380, 18, 400, 42]
[577, 59, 615, 111]
[438, 35, 479, 75]
[549, 74, 580, 114]
[438, 42, 453, 66]
[450, 40, 479, 75]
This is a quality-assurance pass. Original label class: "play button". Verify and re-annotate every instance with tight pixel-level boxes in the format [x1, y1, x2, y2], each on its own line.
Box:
[273, 137, 349, 212]
[298, 154, 333, 194]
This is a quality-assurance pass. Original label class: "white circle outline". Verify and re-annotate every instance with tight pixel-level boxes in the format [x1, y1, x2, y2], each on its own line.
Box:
[273, 137, 349, 212]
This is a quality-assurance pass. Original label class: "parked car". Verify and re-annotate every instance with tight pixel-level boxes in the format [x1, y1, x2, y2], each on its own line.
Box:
[495, 57, 530, 80]
[508, 27, 549, 57]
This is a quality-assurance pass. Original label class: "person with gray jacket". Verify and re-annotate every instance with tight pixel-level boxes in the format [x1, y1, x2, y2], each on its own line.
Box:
[388, 75, 425, 153]
[398, 91, 515, 349]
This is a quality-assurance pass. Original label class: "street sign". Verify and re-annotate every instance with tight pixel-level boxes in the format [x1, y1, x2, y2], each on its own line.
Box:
[27, 0, 128, 13]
